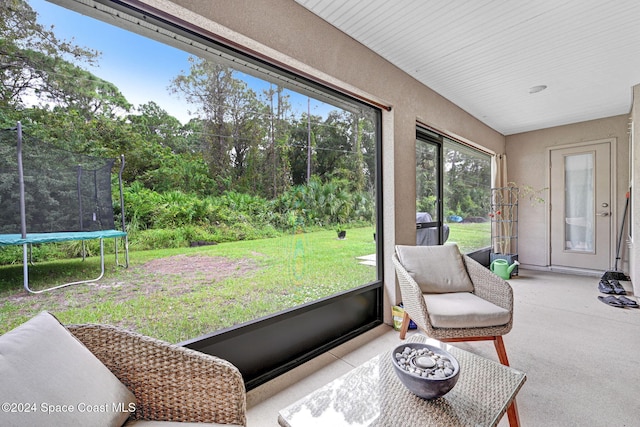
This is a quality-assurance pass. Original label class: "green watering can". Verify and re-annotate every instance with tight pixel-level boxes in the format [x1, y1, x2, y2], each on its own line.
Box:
[490, 258, 520, 280]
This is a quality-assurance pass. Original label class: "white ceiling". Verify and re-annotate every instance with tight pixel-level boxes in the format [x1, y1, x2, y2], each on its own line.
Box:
[295, 0, 640, 135]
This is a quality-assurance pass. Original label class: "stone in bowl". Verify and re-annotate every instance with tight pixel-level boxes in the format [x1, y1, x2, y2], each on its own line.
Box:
[391, 342, 460, 400]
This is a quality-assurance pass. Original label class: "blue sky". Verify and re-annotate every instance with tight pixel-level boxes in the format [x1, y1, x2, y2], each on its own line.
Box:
[31, 0, 334, 123]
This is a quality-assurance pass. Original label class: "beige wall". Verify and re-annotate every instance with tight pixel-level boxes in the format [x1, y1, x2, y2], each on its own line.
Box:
[148, 0, 505, 316]
[505, 115, 630, 271]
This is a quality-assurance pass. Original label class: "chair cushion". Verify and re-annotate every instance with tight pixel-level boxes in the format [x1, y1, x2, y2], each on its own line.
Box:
[423, 292, 511, 328]
[395, 244, 474, 293]
[0, 311, 136, 427]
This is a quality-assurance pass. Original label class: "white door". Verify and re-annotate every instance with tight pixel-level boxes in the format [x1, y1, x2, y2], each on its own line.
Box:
[550, 142, 612, 271]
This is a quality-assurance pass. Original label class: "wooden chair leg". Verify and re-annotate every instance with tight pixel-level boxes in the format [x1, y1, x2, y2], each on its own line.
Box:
[399, 311, 410, 339]
[506, 398, 521, 427]
[439, 336, 518, 425]
[493, 335, 510, 366]
[493, 336, 519, 426]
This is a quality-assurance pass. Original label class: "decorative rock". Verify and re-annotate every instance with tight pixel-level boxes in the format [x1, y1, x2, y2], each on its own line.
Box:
[392, 345, 457, 381]
[391, 342, 460, 400]
[415, 356, 436, 369]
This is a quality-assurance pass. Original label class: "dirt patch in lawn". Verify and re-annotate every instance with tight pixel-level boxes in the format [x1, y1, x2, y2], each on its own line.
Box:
[2, 254, 262, 323]
[141, 254, 259, 281]
[104, 254, 263, 299]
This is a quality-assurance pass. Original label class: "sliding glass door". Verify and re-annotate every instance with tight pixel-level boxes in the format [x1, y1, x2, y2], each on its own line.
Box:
[417, 127, 492, 253]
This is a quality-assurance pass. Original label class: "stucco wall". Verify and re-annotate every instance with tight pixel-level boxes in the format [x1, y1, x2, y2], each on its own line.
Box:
[505, 115, 630, 270]
[144, 0, 506, 313]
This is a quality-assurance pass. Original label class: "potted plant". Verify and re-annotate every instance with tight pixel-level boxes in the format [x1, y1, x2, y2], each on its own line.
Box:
[489, 182, 547, 275]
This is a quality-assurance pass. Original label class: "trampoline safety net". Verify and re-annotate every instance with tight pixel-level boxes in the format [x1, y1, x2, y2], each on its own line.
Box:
[0, 129, 117, 234]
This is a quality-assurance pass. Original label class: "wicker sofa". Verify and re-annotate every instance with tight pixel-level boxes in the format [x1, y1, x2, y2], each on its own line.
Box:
[0, 311, 246, 426]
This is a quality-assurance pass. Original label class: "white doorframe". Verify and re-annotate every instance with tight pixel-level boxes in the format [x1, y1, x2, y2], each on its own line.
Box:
[546, 138, 617, 273]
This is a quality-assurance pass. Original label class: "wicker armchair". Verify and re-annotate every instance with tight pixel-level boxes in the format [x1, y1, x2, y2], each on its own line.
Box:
[392, 244, 514, 366]
[67, 323, 246, 426]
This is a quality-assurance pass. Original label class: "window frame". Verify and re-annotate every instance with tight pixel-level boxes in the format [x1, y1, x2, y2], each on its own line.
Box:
[416, 127, 446, 244]
[62, 0, 385, 389]
[417, 125, 493, 257]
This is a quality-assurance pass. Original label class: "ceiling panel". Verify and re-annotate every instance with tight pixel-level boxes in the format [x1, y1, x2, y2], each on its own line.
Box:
[295, 0, 640, 135]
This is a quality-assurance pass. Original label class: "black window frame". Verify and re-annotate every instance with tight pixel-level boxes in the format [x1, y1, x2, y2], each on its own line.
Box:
[416, 126, 446, 244]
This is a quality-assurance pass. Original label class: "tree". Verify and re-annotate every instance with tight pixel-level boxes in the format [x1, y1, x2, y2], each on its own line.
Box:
[129, 101, 195, 154]
[171, 59, 275, 196]
[287, 112, 322, 186]
[444, 146, 491, 218]
[261, 84, 292, 198]
[171, 60, 236, 193]
[47, 64, 131, 119]
[225, 79, 266, 193]
[314, 111, 351, 180]
[0, 0, 100, 109]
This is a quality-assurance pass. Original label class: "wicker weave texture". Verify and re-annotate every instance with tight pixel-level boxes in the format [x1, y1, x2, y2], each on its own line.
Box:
[278, 334, 526, 427]
[376, 335, 526, 426]
[392, 252, 513, 340]
[68, 324, 246, 426]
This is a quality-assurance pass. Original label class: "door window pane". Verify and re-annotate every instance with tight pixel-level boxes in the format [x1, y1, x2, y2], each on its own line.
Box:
[564, 153, 594, 252]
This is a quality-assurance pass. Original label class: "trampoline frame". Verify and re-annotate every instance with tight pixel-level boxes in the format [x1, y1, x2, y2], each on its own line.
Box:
[0, 231, 128, 293]
[2, 122, 129, 294]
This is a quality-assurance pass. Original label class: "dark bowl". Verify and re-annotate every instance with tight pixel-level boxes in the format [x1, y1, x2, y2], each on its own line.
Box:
[391, 342, 460, 400]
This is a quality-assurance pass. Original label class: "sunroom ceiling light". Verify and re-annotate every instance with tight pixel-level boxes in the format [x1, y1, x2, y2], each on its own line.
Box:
[529, 85, 547, 94]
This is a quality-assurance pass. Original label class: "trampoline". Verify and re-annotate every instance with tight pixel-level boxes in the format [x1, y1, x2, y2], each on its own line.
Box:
[0, 123, 129, 294]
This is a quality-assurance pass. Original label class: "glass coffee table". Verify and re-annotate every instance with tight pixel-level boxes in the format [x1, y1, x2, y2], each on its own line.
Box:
[278, 334, 526, 427]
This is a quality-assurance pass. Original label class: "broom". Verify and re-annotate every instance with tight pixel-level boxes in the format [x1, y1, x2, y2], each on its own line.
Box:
[601, 190, 631, 281]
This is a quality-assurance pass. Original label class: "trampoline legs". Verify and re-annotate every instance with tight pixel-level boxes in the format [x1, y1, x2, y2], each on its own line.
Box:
[24, 239, 106, 294]
[114, 235, 129, 268]
[22, 244, 29, 293]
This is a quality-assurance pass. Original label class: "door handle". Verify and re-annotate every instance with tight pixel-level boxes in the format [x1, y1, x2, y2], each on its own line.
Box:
[596, 212, 610, 217]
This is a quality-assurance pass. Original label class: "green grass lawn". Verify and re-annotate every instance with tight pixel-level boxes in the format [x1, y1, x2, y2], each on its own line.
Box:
[447, 222, 491, 253]
[0, 223, 489, 343]
[0, 227, 378, 343]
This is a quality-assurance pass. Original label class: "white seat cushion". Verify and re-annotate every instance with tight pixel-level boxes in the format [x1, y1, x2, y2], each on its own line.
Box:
[395, 244, 474, 293]
[424, 292, 511, 328]
[0, 311, 136, 427]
